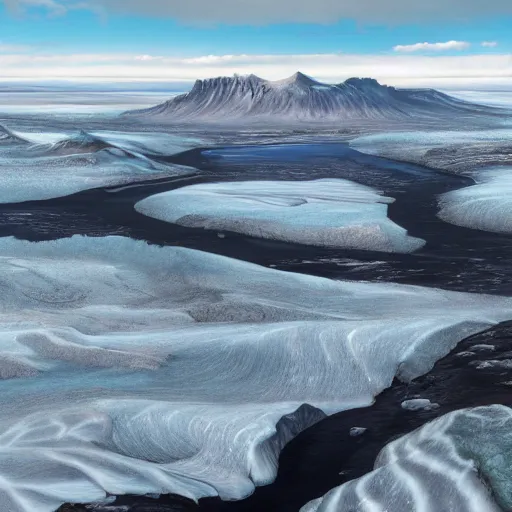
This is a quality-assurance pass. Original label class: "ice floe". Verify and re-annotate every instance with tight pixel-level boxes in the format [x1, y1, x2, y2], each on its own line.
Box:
[135, 179, 425, 253]
[401, 398, 440, 411]
[0, 236, 511, 510]
[438, 168, 512, 234]
[302, 405, 512, 512]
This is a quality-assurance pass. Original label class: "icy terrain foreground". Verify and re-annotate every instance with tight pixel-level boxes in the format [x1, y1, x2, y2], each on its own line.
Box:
[0, 236, 511, 511]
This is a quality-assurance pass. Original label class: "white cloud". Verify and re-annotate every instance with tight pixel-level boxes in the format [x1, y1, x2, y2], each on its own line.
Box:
[5, 0, 512, 24]
[394, 41, 471, 52]
[0, 43, 31, 53]
[482, 41, 498, 47]
[0, 51, 510, 89]
[4, 0, 68, 15]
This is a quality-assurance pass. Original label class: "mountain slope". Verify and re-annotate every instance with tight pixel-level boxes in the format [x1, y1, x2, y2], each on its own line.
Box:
[124, 72, 501, 123]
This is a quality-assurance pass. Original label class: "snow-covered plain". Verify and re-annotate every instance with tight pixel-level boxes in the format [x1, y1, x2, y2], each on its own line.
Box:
[0, 236, 511, 511]
[135, 179, 425, 253]
[302, 405, 512, 512]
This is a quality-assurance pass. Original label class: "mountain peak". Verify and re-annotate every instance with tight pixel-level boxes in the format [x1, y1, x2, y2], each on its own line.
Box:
[343, 77, 388, 89]
[269, 71, 321, 88]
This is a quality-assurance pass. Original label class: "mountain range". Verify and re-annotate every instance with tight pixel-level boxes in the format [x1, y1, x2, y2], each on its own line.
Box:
[125, 72, 499, 123]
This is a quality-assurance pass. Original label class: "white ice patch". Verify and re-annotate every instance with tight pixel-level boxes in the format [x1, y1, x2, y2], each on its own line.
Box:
[401, 398, 439, 411]
[302, 405, 512, 512]
[438, 168, 512, 234]
[0, 149, 193, 203]
[350, 129, 512, 162]
[135, 179, 425, 253]
[89, 130, 203, 156]
[0, 236, 511, 511]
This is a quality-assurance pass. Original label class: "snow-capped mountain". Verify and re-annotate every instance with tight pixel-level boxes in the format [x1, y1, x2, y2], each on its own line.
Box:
[124, 72, 498, 123]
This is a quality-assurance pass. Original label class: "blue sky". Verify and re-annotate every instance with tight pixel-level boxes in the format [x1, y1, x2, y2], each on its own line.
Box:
[0, 0, 511, 88]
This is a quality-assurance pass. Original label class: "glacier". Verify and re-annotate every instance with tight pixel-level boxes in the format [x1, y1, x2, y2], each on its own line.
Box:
[438, 168, 512, 234]
[135, 179, 425, 253]
[0, 236, 511, 511]
[301, 405, 512, 512]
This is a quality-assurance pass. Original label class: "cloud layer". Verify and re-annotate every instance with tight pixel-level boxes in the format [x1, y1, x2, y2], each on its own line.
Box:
[5, 0, 512, 24]
[393, 41, 471, 52]
[0, 51, 510, 88]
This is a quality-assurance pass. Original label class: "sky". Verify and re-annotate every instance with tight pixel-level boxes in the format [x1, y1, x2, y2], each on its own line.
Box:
[0, 0, 511, 89]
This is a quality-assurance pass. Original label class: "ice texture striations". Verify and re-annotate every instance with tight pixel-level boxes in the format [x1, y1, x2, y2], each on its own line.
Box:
[0, 236, 510, 510]
[301, 405, 512, 512]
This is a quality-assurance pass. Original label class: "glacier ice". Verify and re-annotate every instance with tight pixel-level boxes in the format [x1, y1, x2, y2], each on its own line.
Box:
[438, 168, 512, 234]
[401, 398, 439, 411]
[135, 179, 425, 253]
[301, 405, 512, 512]
[349, 427, 367, 437]
[0, 236, 511, 510]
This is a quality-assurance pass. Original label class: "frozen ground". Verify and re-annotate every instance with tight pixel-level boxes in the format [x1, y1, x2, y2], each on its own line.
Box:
[135, 179, 425, 253]
[0, 236, 511, 511]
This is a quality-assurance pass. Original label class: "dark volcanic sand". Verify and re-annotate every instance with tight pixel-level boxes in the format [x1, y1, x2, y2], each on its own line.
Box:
[3, 141, 511, 512]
